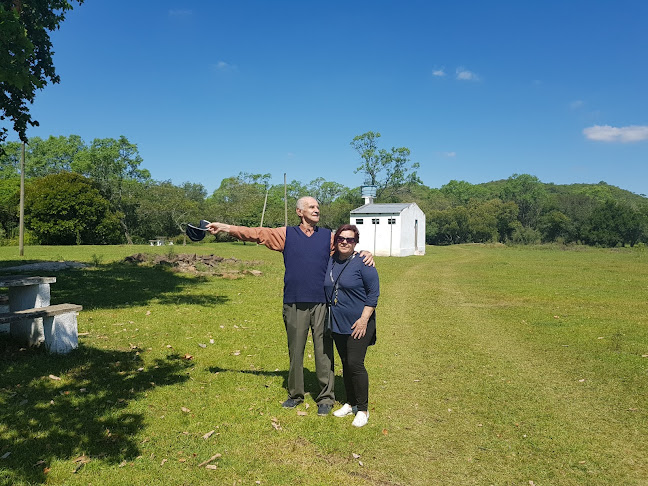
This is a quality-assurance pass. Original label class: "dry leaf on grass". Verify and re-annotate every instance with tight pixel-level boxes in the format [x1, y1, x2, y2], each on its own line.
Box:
[296, 411, 307, 416]
[49, 374, 61, 381]
[181, 407, 191, 413]
[146, 310, 151, 316]
[160, 458, 167, 465]
[352, 453, 361, 459]
[271, 417, 282, 430]
[198, 453, 222, 467]
[72, 455, 90, 474]
[183, 354, 193, 360]
[382, 428, 389, 435]
[202, 430, 216, 439]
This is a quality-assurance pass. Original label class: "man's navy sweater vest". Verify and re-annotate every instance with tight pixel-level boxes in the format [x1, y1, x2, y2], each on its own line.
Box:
[282, 225, 331, 304]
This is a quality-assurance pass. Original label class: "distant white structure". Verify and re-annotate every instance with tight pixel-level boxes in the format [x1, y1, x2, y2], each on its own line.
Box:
[350, 189, 425, 257]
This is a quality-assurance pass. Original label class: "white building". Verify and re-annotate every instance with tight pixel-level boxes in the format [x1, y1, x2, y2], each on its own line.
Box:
[350, 199, 426, 257]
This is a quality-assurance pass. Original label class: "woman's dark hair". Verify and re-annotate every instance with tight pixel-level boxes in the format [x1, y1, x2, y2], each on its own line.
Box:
[334, 224, 360, 247]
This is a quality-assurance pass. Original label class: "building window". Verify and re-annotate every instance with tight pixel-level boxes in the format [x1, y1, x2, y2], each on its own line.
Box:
[388, 218, 396, 224]
[372, 218, 380, 224]
[355, 219, 363, 224]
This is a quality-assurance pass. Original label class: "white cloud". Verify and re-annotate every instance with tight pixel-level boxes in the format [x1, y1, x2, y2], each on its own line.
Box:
[169, 9, 192, 17]
[456, 67, 479, 81]
[443, 151, 456, 157]
[570, 100, 584, 109]
[432, 68, 446, 77]
[212, 61, 237, 72]
[583, 125, 648, 143]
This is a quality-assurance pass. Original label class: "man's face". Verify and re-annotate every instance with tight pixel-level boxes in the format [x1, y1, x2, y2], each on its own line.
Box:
[296, 198, 320, 225]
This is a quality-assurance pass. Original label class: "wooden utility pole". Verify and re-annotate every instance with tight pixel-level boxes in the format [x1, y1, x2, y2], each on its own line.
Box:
[19, 142, 25, 256]
[284, 173, 288, 226]
[260, 188, 269, 227]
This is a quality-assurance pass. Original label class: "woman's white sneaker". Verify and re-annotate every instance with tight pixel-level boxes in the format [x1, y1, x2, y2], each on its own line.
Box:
[352, 411, 369, 427]
[333, 403, 357, 417]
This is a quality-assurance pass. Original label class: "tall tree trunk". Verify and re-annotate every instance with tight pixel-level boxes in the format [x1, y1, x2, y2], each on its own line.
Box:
[120, 219, 133, 245]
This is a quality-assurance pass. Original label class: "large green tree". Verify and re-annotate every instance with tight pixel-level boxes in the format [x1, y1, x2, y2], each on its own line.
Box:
[25, 172, 121, 244]
[0, 176, 19, 237]
[350, 131, 421, 199]
[585, 200, 645, 247]
[0, 134, 84, 177]
[499, 174, 548, 228]
[72, 136, 151, 243]
[0, 0, 83, 145]
[135, 181, 203, 243]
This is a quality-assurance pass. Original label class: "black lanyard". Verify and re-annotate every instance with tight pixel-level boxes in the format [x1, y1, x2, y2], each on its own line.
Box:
[329, 253, 355, 305]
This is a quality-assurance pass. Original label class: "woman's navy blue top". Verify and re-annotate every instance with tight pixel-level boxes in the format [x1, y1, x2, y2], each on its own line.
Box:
[323, 253, 380, 335]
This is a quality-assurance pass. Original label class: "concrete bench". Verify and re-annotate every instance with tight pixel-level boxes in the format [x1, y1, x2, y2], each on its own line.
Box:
[0, 303, 83, 354]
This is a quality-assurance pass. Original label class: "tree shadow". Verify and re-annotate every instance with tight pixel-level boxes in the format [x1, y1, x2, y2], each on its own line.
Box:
[0, 337, 193, 485]
[0, 261, 229, 310]
[207, 366, 345, 401]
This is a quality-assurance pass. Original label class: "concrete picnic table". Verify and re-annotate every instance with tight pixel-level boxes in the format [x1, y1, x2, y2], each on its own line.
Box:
[0, 276, 56, 346]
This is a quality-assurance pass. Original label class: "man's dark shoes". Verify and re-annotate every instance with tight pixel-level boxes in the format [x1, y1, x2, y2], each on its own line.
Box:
[317, 403, 332, 416]
[282, 398, 303, 409]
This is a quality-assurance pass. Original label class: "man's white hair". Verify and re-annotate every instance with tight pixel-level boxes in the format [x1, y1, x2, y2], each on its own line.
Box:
[296, 196, 318, 210]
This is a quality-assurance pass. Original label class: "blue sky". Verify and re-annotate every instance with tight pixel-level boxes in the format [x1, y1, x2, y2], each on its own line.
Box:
[8, 0, 648, 196]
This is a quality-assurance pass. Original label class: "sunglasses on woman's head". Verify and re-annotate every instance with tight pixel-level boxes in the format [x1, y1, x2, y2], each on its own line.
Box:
[336, 236, 356, 244]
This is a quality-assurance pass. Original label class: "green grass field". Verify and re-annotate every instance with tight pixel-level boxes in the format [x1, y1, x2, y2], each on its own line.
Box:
[1, 243, 647, 485]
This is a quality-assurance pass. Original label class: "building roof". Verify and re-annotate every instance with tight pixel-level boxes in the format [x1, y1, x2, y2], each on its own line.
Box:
[350, 203, 413, 215]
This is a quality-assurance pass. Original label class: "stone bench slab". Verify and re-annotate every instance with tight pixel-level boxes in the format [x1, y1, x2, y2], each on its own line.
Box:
[0, 304, 82, 354]
[0, 303, 82, 323]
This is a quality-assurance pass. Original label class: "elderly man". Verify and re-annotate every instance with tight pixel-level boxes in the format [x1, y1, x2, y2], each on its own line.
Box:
[207, 196, 372, 416]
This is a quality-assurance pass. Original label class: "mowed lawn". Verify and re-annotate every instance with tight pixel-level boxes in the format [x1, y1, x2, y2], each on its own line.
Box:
[1, 243, 647, 485]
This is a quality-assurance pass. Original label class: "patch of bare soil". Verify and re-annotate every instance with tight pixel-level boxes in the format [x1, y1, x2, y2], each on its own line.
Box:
[0, 261, 88, 272]
[123, 253, 263, 278]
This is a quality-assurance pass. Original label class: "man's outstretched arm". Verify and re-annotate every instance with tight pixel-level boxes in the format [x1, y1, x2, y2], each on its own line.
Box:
[207, 223, 287, 252]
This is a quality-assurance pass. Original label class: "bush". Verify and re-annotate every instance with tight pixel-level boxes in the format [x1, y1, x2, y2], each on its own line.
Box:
[25, 173, 123, 245]
[511, 226, 541, 245]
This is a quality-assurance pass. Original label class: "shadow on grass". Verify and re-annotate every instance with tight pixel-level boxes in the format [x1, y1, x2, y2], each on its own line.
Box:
[0, 261, 229, 310]
[0, 337, 193, 485]
[207, 366, 346, 402]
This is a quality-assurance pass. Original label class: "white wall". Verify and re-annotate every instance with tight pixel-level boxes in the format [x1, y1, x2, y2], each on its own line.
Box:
[350, 203, 425, 256]
[399, 204, 426, 256]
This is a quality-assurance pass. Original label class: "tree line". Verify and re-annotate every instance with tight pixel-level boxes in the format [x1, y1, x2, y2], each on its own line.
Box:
[0, 134, 647, 248]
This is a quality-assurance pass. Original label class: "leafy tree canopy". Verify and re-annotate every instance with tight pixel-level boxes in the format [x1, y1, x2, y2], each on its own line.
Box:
[0, 0, 84, 146]
[350, 131, 421, 199]
[25, 172, 121, 244]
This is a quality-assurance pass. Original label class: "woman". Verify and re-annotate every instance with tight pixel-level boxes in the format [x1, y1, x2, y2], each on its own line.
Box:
[324, 224, 379, 427]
